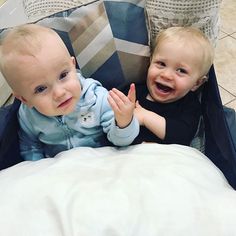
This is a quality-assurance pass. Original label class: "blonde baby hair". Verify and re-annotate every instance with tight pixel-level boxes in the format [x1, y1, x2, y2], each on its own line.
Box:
[0, 24, 62, 89]
[152, 26, 214, 77]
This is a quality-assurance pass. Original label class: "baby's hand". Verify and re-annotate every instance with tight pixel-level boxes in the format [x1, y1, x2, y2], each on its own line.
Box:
[134, 101, 147, 126]
[108, 83, 136, 128]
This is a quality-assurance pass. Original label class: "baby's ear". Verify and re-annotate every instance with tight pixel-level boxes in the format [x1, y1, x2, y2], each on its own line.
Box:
[71, 56, 76, 66]
[191, 75, 208, 92]
[13, 93, 33, 108]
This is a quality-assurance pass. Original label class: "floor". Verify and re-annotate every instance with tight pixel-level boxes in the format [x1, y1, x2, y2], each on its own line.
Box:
[1, 0, 236, 108]
[215, 0, 236, 109]
[0, 0, 6, 6]
[0, 0, 27, 29]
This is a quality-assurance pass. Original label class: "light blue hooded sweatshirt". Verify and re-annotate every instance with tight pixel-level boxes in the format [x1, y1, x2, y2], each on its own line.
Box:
[18, 72, 139, 160]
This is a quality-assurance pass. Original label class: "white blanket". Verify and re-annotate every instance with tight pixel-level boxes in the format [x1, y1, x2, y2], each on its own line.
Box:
[0, 143, 236, 235]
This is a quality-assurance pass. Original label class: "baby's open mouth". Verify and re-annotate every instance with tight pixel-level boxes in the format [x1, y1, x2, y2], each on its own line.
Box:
[156, 82, 173, 93]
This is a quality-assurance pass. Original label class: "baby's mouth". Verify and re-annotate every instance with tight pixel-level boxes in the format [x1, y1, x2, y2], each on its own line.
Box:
[58, 97, 72, 108]
[156, 82, 173, 93]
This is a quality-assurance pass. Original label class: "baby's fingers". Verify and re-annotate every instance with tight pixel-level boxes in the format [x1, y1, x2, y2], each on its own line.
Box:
[128, 83, 136, 103]
[109, 88, 130, 105]
[135, 100, 141, 108]
[107, 94, 119, 111]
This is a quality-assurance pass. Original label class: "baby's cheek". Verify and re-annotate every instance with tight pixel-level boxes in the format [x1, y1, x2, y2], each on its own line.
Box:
[72, 81, 81, 94]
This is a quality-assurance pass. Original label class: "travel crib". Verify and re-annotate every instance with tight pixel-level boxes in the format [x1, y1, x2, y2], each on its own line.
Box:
[1, 0, 236, 187]
[0, 0, 236, 234]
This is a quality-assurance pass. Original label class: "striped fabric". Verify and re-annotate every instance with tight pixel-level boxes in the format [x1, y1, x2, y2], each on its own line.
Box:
[36, 0, 150, 89]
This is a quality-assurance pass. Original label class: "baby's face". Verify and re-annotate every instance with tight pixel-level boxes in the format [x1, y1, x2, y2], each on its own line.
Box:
[10, 33, 81, 116]
[146, 41, 204, 103]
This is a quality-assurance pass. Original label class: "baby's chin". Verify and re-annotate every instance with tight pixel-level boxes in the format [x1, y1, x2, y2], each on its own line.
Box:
[36, 109, 72, 117]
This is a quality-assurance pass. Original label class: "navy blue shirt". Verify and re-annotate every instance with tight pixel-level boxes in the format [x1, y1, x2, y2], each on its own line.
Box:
[122, 83, 201, 146]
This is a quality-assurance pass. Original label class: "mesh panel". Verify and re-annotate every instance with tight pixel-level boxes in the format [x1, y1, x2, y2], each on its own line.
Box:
[145, 0, 222, 48]
[23, 0, 95, 20]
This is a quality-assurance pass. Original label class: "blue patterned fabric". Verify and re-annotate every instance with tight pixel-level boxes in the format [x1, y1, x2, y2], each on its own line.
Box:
[104, 1, 148, 44]
[32, 0, 150, 90]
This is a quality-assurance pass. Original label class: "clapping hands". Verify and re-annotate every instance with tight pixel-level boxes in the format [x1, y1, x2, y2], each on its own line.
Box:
[108, 83, 136, 128]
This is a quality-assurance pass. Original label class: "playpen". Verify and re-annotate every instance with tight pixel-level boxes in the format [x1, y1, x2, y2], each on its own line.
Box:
[0, 0, 236, 235]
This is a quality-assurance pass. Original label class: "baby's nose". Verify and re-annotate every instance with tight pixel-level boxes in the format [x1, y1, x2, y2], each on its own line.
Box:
[53, 85, 66, 100]
[161, 68, 174, 80]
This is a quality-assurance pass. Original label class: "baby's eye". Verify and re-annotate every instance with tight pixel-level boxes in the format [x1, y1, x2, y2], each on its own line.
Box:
[176, 68, 188, 74]
[34, 85, 47, 94]
[59, 71, 69, 80]
[156, 61, 166, 67]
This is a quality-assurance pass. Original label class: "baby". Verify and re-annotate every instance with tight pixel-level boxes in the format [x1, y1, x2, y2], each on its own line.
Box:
[125, 26, 214, 146]
[0, 24, 139, 160]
